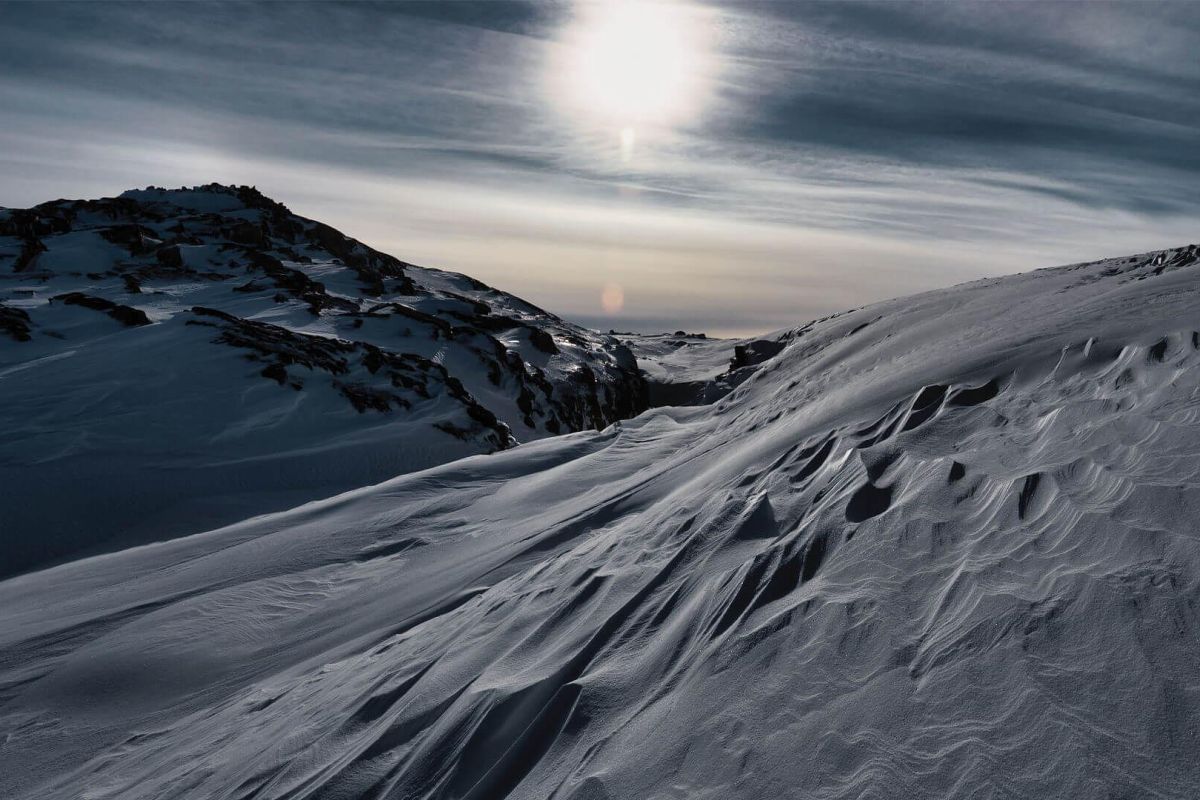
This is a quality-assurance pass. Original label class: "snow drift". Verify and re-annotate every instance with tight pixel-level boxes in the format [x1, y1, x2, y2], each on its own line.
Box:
[2, 235, 1200, 799]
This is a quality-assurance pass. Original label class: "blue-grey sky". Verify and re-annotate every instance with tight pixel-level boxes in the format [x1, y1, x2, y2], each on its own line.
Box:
[2, 1, 1197, 336]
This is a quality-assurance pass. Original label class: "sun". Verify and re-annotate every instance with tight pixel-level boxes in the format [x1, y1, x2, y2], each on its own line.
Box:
[554, 1, 713, 134]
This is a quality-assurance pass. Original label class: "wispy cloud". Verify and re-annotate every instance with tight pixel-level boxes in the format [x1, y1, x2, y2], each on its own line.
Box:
[1, 0, 1196, 335]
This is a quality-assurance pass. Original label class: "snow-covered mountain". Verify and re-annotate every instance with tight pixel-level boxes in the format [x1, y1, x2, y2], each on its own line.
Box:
[2, 239, 1199, 799]
[0, 185, 648, 575]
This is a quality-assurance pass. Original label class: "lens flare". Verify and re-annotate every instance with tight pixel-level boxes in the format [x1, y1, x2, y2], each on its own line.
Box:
[601, 282, 625, 314]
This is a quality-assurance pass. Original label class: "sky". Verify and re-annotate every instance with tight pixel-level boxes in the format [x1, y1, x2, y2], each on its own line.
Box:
[1, 1, 1197, 337]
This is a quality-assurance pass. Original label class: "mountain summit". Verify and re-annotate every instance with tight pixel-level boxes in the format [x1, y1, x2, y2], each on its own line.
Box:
[0, 185, 648, 574]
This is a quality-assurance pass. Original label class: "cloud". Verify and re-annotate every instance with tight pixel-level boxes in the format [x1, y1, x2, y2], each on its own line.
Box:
[711, 1, 1200, 210]
[0, 0, 1196, 335]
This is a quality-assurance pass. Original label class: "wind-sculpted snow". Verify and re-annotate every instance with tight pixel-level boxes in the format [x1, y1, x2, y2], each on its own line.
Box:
[0, 186, 647, 574]
[2, 244, 1200, 798]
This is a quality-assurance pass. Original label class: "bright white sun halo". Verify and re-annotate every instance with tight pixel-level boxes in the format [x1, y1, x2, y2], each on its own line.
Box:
[556, 1, 713, 133]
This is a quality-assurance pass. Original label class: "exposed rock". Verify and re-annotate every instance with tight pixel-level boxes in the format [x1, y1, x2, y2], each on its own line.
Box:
[0, 304, 32, 342]
[528, 326, 559, 354]
[52, 292, 151, 327]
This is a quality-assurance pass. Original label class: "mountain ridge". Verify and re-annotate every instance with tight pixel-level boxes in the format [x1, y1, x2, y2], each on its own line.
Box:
[0, 184, 650, 575]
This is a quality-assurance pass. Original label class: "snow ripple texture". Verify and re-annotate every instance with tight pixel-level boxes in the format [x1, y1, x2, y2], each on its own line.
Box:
[2, 245, 1200, 798]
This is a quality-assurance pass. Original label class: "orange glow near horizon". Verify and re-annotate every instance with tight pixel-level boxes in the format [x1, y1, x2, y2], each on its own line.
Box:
[600, 282, 625, 314]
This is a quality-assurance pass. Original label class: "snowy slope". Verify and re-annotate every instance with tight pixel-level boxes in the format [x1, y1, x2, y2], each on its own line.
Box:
[0, 186, 647, 575]
[620, 331, 738, 406]
[3, 242, 1200, 798]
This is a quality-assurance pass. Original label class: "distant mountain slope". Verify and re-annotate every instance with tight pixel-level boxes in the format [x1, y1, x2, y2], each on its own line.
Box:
[0, 185, 647, 575]
[2, 241, 1198, 799]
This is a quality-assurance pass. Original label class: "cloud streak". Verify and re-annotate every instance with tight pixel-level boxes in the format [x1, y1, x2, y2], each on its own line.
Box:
[1, 0, 1196, 335]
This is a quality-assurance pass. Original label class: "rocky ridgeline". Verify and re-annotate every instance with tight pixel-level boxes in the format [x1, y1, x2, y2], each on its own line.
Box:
[0, 184, 648, 447]
[0, 185, 650, 572]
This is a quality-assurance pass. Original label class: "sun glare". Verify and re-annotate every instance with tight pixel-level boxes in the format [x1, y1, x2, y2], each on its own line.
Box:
[555, 1, 713, 139]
